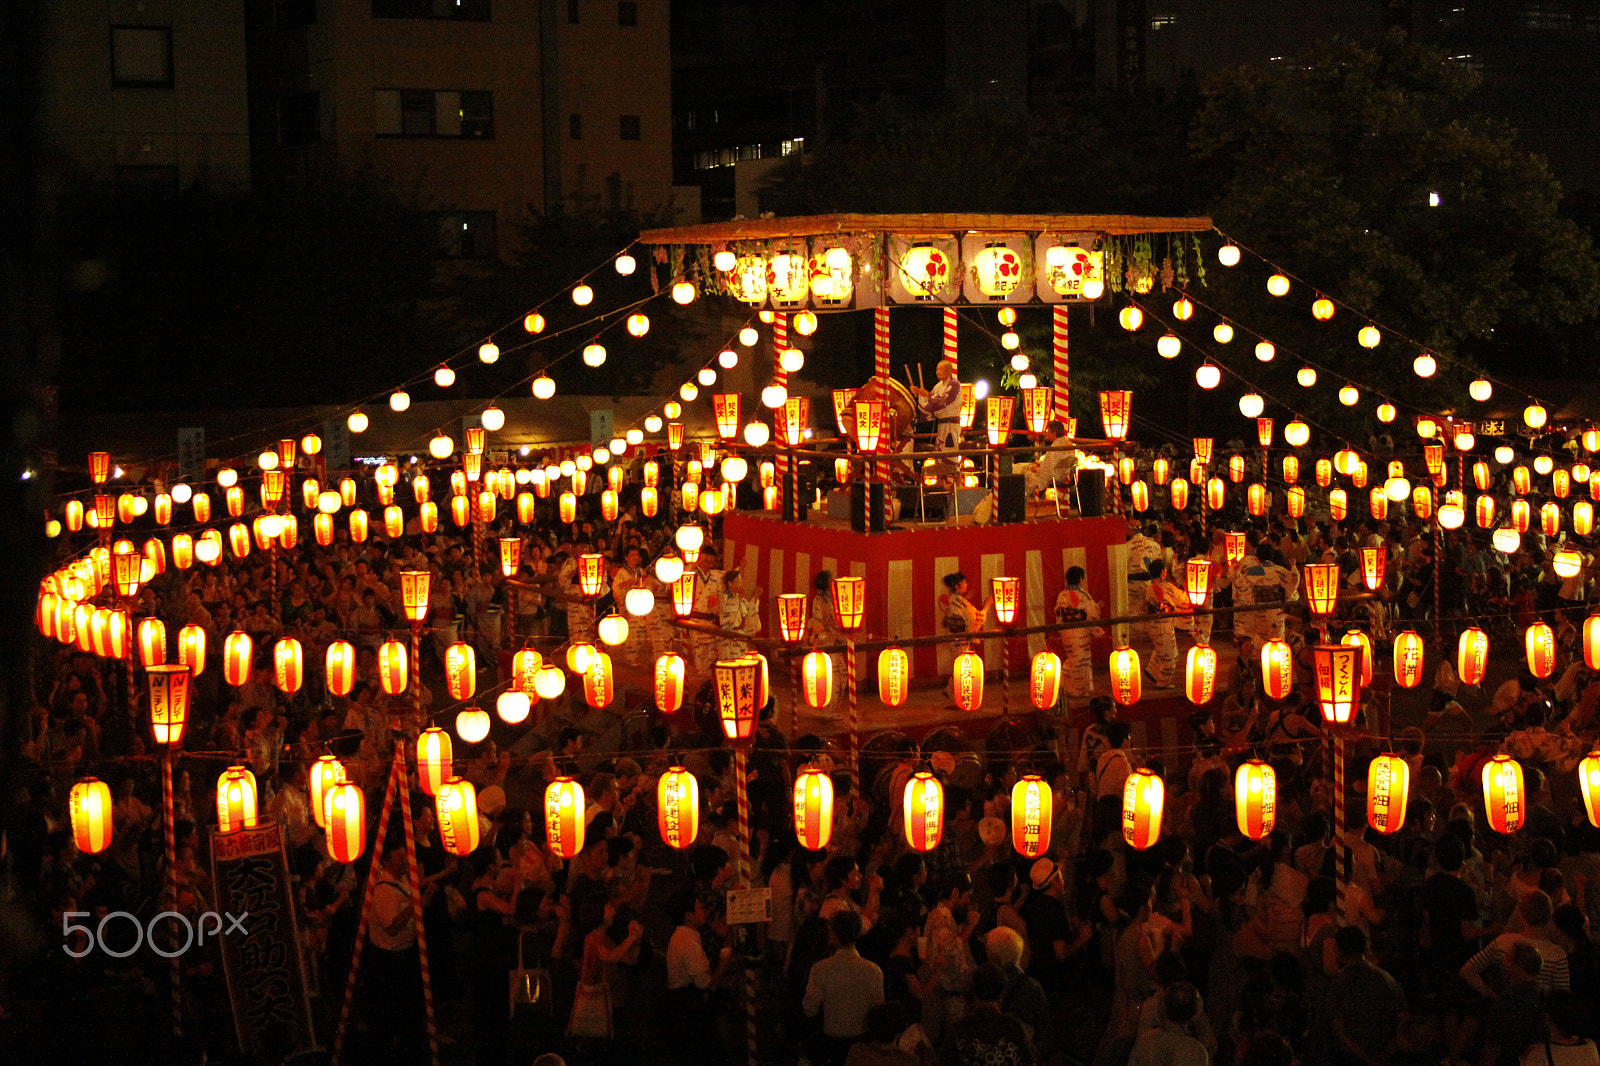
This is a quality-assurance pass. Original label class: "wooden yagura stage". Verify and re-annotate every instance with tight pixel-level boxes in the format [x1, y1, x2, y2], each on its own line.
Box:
[722, 511, 1131, 680]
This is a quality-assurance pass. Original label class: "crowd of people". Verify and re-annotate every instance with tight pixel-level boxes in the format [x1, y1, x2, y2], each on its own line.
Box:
[7, 433, 1600, 1066]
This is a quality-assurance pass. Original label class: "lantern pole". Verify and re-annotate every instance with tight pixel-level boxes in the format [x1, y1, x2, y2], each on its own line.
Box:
[1334, 732, 1348, 922]
[847, 635, 859, 776]
[398, 736, 442, 1066]
[331, 743, 403, 1066]
[162, 746, 183, 1039]
[733, 743, 759, 1066]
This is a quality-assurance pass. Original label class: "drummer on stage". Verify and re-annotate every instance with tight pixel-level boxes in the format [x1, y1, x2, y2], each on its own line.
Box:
[912, 360, 963, 449]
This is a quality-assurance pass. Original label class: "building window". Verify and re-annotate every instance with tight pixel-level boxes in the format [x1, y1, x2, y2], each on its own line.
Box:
[1150, 13, 1176, 30]
[567, 0, 579, 23]
[278, 91, 320, 146]
[374, 89, 493, 138]
[569, 113, 582, 139]
[618, 1, 637, 25]
[619, 114, 640, 141]
[372, 0, 490, 19]
[111, 26, 173, 88]
[115, 165, 180, 194]
[434, 211, 498, 259]
[781, 138, 804, 156]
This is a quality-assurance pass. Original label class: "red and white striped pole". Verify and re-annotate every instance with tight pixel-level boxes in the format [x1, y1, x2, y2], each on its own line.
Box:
[773, 314, 789, 478]
[1334, 734, 1348, 921]
[942, 306, 958, 371]
[399, 748, 441, 1066]
[162, 751, 183, 1038]
[734, 748, 758, 1066]
[1052, 305, 1070, 424]
[332, 747, 402, 1066]
[846, 636, 859, 775]
[873, 308, 891, 522]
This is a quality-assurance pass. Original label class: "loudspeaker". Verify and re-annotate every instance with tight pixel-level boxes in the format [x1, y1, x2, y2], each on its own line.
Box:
[1078, 470, 1106, 517]
[997, 474, 1026, 524]
[850, 483, 887, 532]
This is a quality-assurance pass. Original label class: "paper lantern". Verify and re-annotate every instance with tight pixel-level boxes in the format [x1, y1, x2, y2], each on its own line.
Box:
[1387, 629, 1423, 690]
[1342, 630, 1373, 687]
[423, 778, 480, 858]
[1458, 627, 1489, 687]
[1234, 760, 1276, 840]
[401, 570, 431, 622]
[1357, 547, 1386, 593]
[1482, 755, 1526, 834]
[310, 756, 345, 829]
[1110, 646, 1142, 706]
[216, 765, 259, 834]
[546, 778, 586, 859]
[444, 642, 476, 700]
[1184, 644, 1217, 705]
[1206, 478, 1225, 510]
[494, 689, 530, 725]
[583, 652, 614, 709]
[1585, 614, 1600, 670]
[989, 576, 1021, 627]
[714, 656, 760, 741]
[621, 652, 673, 718]
[1229, 455, 1247, 483]
[1303, 563, 1340, 616]
[1576, 501, 1595, 536]
[70, 778, 113, 854]
[324, 639, 356, 697]
[270, 637, 304, 694]
[877, 646, 911, 707]
[1011, 775, 1053, 859]
[1170, 478, 1189, 509]
[1099, 391, 1132, 441]
[455, 706, 491, 744]
[903, 772, 944, 852]
[1367, 754, 1410, 835]
[1313, 644, 1361, 725]
[1525, 622, 1556, 678]
[325, 783, 365, 863]
[597, 611, 629, 647]
[530, 664, 565, 701]
[656, 767, 699, 850]
[770, 593, 808, 645]
[136, 617, 167, 668]
[1577, 751, 1600, 828]
[794, 766, 835, 851]
[167, 624, 202, 679]
[1247, 483, 1268, 516]
[1122, 769, 1164, 850]
[222, 631, 252, 687]
[984, 396, 1014, 447]
[369, 639, 404, 696]
[1030, 651, 1061, 710]
[1260, 639, 1294, 699]
[831, 576, 866, 632]
[147, 664, 191, 748]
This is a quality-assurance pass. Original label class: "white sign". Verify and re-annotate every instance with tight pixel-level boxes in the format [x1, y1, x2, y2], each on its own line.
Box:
[725, 887, 771, 925]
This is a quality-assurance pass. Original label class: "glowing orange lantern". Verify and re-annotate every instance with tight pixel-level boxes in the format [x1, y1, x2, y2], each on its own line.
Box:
[1170, 478, 1189, 509]
[1390, 629, 1423, 689]
[1542, 502, 1562, 537]
[69, 777, 113, 854]
[1030, 651, 1061, 710]
[414, 727, 453, 796]
[657, 767, 699, 850]
[951, 651, 984, 711]
[1230, 455, 1247, 483]
[1458, 627, 1489, 687]
[714, 656, 760, 741]
[777, 594, 808, 644]
[1011, 775, 1053, 859]
[1313, 643, 1361, 725]
[1343, 629, 1373, 687]
[1482, 755, 1526, 835]
[795, 766, 835, 851]
[434, 778, 480, 857]
[1360, 547, 1385, 591]
[1367, 754, 1410, 835]
[1225, 532, 1246, 566]
[583, 652, 614, 709]
[985, 396, 1015, 447]
[1477, 495, 1496, 529]
[273, 637, 303, 694]
[147, 663, 191, 748]
[1184, 644, 1217, 705]
[1315, 459, 1332, 487]
[1122, 769, 1164, 850]
[1234, 760, 1276, 840]
[1303, 563, 1340, 616]
[401, 570, 430, 623]
[326, 783, 365, 863]
[903, 772, 944, 852]
[653, 652, 686, 713]
[831, 576, 866, 632]
[1110, 646, 1142, 706]
[374, 639, 406, 695]
[325, 639, 356, 697]
[1525, 622, 1556, 678]
[216, 765, 259, 834]
[1260, 638, 1293, 698]
[223, 631, 252, 687]
[1206, 478, 1225, 510]
[546, 778, 586, 859]
[1585, 615, 1600, 670]
[878, 647, 911, 707]
[309, 756, 345, 829]
[137, 617, 167, 668]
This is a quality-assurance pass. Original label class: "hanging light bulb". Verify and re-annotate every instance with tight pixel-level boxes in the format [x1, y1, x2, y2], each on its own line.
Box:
[1196, 363, 1221, 390]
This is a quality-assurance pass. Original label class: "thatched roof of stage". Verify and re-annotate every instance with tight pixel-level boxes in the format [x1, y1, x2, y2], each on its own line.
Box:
[639, 213, 1215, 245]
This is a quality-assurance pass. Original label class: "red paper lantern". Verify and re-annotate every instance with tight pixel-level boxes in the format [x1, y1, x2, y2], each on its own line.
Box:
[1458, 627, 1489, 687]
[417, 727, 454, 796]
[436, 778, 481, 856]
[1110, 646, 1142, 706]
[310, 756, 345, 829]
[1584, 614, 1600, 670]
[1260, 639, 1294, 699]
[326, 783, 366, 863]
[801, 650, 833, 709]
[546, 777, 586, 859]
[379, 639, 409, 695]
[224, 631, 253, 687]
[794, 766, 835, 851]
[1367, 754, 1410, 835]
[903, 772, 944, 852]
[1360, 547, 1385, 592]
[584, 652, 615, 709]
[1313, 644, 1362, 725]
[446, 642, 476, 700]
[952, 651, 985, 711]
[1526, 622, 1556, 678]
[1303, 563, 1340, 616]
[273, 638, 303, 694]
[777, 594, 808, 643]
[1580, 751, 1600, 829]
[216, 765, 259, 834]
[1234, 760, 1276, 840]
[1011, 775, 1053, 859]
[1122, 768, 1164, 850]
[178, 624, 206, 677]
[1185, 644, 1217, 705]
[1482, 754, 1526, 835]
[1342, 630, 1373, 688]
[714, 656, 760, 740]
[137, 617, 167, 668]
[69, 778, 113, 854]
[657, 767, 699, 850]
[878, 646, 911, 707]
[1030, 651, 1061, 710]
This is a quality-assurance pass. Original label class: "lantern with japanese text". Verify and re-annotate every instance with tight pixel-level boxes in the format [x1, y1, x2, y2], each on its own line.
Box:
[147, 664, 191, 748]
[645, 651, 685, 713]
[325, 639, 356, 697]
[309, 756, 345, 829]
[545, 778, 586, 859]
[1482, 755, 1526, 835]
[374, 639, 406, 695]
[223, 631, 252, 687]
[985, 396, 1015, 447]
[952, 651, 985, 711]
[657, 767, 699, 850]
[1184, 558, 1211, 608]
[434, 778, 480, 856]
[1585, 615, 1600, 670]
[272, 639, 302, 694]
[583, 652, 614, 709]
[715, 656, 760, 742]
[1526, 622, 1556, 678]
[831, 576, 866, 632]
[137, 617, 167, 668]
[1574, 750, 1600, 828]
[1110, 646, 1142, 706]
[1313, 644, 1361, 725]
[794, 766, 834, 851]
[511, 649, 543, 694]
[1260, 639, 1294, 699]
[1099, 390, 1131, 441]
[216, 766, 259, 834]
[1393, 630, 1424, 689]
[1285, 485, 1306, 518]
[1030, 651, 1061, 710]
[990, 577, 1020, 626]
[1185, 644, 1217, 705]
[70, 778, 113, 854]
[416, 728, 453, 796]
[1315, 459, 1332, 487]
[1360, 547, 1386, 592]
[904, 772, 944, 852]
[1011, 775, 1053, 859]
[325, 783, 365, 863]
[778, 594, 808, 643]
[1170, 478, 1189, 510]
[1458, 627, 1490, 686]
[1234, 760, 1276, 840]
[1303, 563, 1339, 616]
[1206, 478, 1225, 510]
[1225, 532, 1246, 566]
[878, 647, 911, 707]
[1230, 455, 1248, 484]
[446, 642, 476, 699]
[1366, 753, 1410, 835]
[177, 624, 205, 678]
[1329, 487, 1348, 521]
[1122, 769, 1164, 850]
[1342, 630, 1373, 688]
[401, 570, 431, 623]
